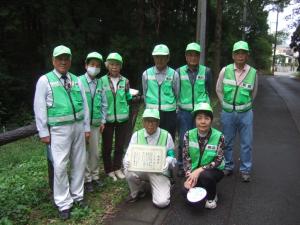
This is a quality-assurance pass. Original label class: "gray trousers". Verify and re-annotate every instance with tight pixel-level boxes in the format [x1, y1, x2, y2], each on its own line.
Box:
[50, 121, 86, 211]
[85, 126, 100, 182]
[125, 171, 171, 208]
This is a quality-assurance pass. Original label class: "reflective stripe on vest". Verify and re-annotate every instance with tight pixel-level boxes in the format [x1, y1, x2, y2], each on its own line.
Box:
[178, 65, 210, 111]
[188, 128, 225, 171]
[101, 75, 129, 123]
[222, 64, 256, 112]
[48, 111, 84, 124]
[46, 72, 84, 126]
[79, 75, 103, 126]
[145, 67, 176, 111]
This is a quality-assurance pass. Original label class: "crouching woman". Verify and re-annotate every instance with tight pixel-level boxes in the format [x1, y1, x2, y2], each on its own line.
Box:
[183, 103, 225, 209]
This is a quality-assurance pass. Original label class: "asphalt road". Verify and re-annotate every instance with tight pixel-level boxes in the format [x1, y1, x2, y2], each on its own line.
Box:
[106, 75, 300, 225]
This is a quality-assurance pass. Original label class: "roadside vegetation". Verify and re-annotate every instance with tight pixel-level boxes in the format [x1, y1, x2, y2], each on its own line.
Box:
[0, 108, 144, 225]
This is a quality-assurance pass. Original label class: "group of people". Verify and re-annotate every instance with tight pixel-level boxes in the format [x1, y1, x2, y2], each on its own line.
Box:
[33, 40, 257, 220]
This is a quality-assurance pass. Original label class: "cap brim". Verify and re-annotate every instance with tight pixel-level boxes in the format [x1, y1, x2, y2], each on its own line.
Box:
[142, 116, 160, 120]
[53, 52, 71, 57]
[152, 52, 169, 56]
[233, 48, 249, 52]
[186, 50, 201, 53]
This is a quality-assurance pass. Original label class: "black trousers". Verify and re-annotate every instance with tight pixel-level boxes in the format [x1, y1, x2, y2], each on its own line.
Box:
[159, 110, 177, 141]
[183, 168, 224, 200]
[102, 121, 128, 173]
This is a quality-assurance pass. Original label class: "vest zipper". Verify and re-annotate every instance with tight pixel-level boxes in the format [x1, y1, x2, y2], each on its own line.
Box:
[114, 79, 121, 122]
[66, 90, 77, 120]
[158, 84, 161, 110]
[232, 86, 239, 111]
[86, 77, 95, 125]
[192, 84, 195, 110]
[91, 80, 97, 125]
[232, 72, 239, 111]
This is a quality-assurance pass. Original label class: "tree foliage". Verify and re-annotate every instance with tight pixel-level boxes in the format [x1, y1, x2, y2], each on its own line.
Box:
[290, 24, 300, 70]
[0, 0, 289, 127]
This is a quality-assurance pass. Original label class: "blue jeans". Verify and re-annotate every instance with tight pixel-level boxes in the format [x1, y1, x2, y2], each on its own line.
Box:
[177, 109, 195, 167]
[221, 110, 253, 174]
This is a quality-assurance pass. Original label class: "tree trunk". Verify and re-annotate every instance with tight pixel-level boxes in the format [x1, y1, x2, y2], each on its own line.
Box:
[213, 0, 223, 87]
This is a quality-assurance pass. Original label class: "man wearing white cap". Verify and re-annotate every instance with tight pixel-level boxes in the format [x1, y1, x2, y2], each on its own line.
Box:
[80, 52, 107, 192]
[34, 45, 90, 220]
[123, 109, 176, 208]
[142, 44, 179, 141]
[216, 41, 258, 182]
[176, 42, 213, 177]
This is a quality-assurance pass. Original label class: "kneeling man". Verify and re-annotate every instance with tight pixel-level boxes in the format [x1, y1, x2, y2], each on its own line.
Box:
[123, 109, 176, 208]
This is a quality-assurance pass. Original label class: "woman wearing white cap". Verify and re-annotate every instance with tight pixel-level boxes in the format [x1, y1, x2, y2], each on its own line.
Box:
[100, 52, 132, 181]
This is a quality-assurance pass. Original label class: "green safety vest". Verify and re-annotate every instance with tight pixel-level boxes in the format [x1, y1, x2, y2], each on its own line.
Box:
[222, 64, 256, 112]
[101, 75, 130, 123]
[46, 71, 84, 126]
[79, 75, 102, 126]
[188, 128, 225, 171]
[145, 67, 176, 111]
[136, 128, 175, 157]
[178, 65, 210, 111]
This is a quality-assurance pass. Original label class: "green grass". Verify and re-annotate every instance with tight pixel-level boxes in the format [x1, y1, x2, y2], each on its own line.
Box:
[0, 109, 145, 225]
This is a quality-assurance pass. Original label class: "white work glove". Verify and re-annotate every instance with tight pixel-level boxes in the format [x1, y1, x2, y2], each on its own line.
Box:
[163, 156, 177, 172]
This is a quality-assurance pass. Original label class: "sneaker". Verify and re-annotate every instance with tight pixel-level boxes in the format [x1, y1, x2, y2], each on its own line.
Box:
[114, 169, 125, 179]
[58, 209, 70, 220]
[84, 182, 94, 193]
[92, 179, 104, 188]
[241, 173, 251, 182]
[223, 169, 233, 176]
[205, 194, 218, 209]
[177, 168, 185, 177]
[108, 172, 118, 181]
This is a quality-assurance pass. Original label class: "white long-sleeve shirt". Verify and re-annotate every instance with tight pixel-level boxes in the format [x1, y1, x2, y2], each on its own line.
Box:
[34, 69, 90, 138]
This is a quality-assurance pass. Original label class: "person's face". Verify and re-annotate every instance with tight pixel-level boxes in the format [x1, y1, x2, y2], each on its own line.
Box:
[195, 113, 212, 134]
[85, 58, 101, 69]
[185, 51, 200, 68]
[143, 118, 159, 135]
[232, 50, 249, 66]
[153, 55, 169, 71]
[52, 54, 71, 74]
[107, 60, 122, 77]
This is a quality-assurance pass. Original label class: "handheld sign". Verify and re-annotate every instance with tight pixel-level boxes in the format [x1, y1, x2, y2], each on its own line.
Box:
[127, 144, 166, 173]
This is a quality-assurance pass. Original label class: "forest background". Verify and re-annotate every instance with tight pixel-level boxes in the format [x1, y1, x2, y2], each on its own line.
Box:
[0, 0, 298, 129]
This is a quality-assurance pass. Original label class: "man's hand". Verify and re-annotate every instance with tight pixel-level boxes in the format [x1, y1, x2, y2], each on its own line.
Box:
[99, 124, 105, 133]
[40, 136, 50, 144]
